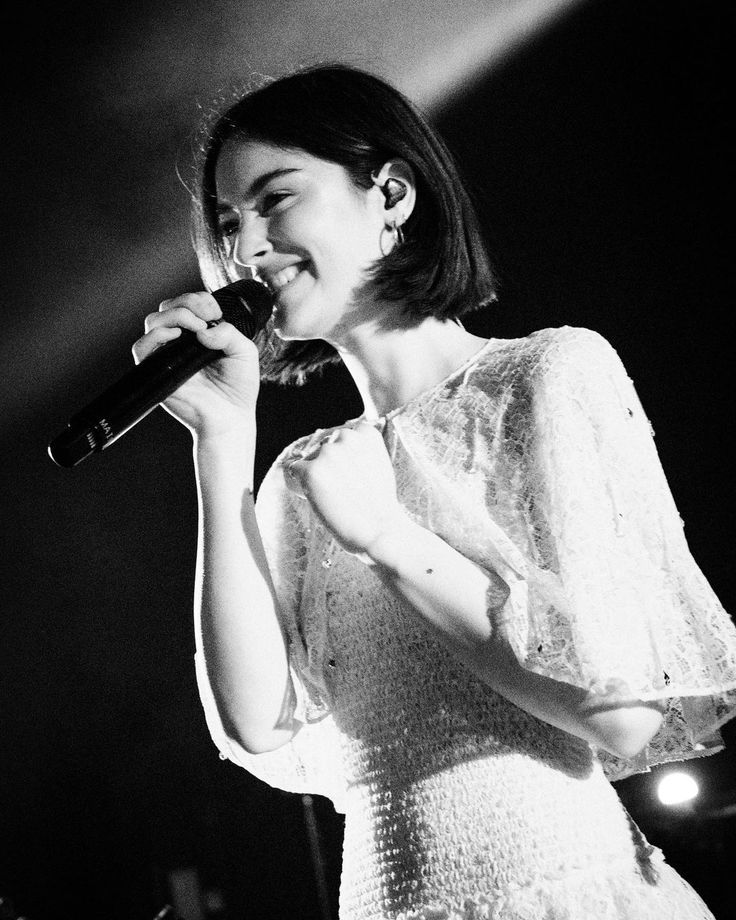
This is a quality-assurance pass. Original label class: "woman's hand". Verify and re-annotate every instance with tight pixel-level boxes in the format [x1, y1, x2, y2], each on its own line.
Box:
[131, 291, 262, 440]
[286, 422, 408, 558]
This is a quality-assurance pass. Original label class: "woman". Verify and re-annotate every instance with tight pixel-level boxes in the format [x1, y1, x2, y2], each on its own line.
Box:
[134, 64, 736, 919]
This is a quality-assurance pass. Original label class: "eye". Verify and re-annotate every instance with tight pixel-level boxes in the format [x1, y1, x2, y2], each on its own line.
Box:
[261, 191, 293, 215]
[217, 216, 240, 239]
[217, 213, 240, 240]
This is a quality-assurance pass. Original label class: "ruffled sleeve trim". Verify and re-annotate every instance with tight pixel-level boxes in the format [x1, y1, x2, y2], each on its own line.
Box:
[492, 327, 736, 779]
[194, 649, 348, 811]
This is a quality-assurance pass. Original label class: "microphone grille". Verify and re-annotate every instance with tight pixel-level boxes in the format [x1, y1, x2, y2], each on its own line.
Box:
[212, 279, 274, 339]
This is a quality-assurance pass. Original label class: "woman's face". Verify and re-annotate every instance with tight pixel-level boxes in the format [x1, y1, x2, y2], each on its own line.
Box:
[214, 138, 390, 342]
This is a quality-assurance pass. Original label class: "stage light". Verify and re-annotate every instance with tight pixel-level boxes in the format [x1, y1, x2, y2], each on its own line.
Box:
[657, 771, 699, 806]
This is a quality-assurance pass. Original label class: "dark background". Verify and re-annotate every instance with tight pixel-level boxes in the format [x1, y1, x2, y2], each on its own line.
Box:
[1, 1, 734, 918]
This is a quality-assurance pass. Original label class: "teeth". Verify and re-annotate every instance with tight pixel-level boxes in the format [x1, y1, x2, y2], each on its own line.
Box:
[269, 264, 303, 292]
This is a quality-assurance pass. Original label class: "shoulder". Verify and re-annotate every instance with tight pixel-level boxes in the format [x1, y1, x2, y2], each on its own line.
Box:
[469, 326, 621, 375]
[506, 326, 629, 390]
[465, 326, 627, 395]
[466, 327, 639, 431]
[537, 326, 631, 388]
[527, 326, 622, 369]
[519, 328, 645, 433]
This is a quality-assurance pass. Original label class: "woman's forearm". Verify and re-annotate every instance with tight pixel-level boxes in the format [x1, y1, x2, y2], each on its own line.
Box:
[366, 517, 663, 759]
[194, 432, 299, 754]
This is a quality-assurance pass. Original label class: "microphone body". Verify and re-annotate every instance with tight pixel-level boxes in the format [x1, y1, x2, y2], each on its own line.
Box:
[48, 279, 273, 468]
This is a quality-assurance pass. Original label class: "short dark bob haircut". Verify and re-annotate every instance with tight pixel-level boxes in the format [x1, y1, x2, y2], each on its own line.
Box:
[192, 63, 497, 384]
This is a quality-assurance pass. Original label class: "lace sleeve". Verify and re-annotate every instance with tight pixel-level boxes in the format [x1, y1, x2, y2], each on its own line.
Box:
[508, 327, 736, 779]
[194, 455, 348, 811]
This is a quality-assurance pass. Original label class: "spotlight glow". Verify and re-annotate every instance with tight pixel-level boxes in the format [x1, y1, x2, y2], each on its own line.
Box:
[657, 772, 699, 806]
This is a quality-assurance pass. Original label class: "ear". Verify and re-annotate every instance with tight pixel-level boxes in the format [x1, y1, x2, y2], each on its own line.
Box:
[371, 160, 417, 226]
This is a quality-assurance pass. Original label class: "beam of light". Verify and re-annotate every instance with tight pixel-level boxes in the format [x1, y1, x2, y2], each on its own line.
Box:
[657, 771, 700, 806]
[404, 0, 589, 109]
[87, 0, 591, 117]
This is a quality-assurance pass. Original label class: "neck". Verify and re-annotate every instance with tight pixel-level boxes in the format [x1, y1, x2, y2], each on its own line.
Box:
[330, 317, 488, 419]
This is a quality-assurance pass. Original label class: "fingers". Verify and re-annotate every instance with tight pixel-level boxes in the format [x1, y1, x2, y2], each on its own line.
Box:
[195, 321, 260, 359]
[318, 420, 382, 443]
[157, 291, 223, 325]
[144, 291, 223, 335]
[131, 324, 183, 364]
[306, 421, 385, 456]
[282, 421, 385, 489]
[318, 430, 340, 447]
[281, 421, 400, 555]
[304, 425, 361, 458]
[132, 290, 257, 364]
[322, 421, 385, 452]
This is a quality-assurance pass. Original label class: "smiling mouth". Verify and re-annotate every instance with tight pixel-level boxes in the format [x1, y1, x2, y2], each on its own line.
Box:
[267, 262, 309, 294]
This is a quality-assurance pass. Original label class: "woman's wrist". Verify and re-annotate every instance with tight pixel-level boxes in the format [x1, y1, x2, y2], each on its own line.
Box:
[194, 422, 257, 489]
[194, 416, 256, 454]
[363, 515, 424, 572]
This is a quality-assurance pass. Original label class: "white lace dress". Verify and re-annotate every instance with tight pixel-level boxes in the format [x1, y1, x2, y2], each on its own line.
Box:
[196, 327, 736, 919]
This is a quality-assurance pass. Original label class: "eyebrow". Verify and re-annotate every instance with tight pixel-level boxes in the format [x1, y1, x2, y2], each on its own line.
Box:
[216, 167, 302, 212]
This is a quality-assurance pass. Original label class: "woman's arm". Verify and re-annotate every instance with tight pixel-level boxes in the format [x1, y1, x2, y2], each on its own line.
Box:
[289, 422, 664, 761]
[194, 433, 300, 755]
[365, 517, 664, 760]
[133, 293, 299, 755]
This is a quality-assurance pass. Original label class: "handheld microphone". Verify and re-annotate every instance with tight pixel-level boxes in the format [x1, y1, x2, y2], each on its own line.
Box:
[48, 279, 274, 468]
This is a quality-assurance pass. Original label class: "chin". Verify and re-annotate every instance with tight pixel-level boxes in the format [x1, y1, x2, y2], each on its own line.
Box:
[272, 320, 322, 343]
[272, 306, 335, 343]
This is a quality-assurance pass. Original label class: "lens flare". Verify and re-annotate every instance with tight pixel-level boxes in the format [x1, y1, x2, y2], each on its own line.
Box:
[657, 772, 699, 806]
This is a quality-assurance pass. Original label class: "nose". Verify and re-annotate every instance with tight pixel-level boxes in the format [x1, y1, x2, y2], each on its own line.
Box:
[231, 212, 271, 270]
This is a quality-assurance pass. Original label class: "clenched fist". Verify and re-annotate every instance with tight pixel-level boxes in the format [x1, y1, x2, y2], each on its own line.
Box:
[285, 422, 408, 559]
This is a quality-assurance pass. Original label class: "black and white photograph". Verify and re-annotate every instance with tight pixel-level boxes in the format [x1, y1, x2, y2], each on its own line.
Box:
[1, 1, 734, 918]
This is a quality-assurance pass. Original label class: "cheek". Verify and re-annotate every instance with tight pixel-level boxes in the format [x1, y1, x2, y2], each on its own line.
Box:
[273, 194, 383, 278]
[327, 215, 385, 276]
[269, 209, 312, 252]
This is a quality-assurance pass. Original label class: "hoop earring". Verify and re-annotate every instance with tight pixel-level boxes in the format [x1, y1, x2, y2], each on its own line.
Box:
[379, 220, 404, 256]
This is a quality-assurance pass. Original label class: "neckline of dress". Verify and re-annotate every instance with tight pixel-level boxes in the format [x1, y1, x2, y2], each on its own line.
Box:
[359, 336, 500, 426]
